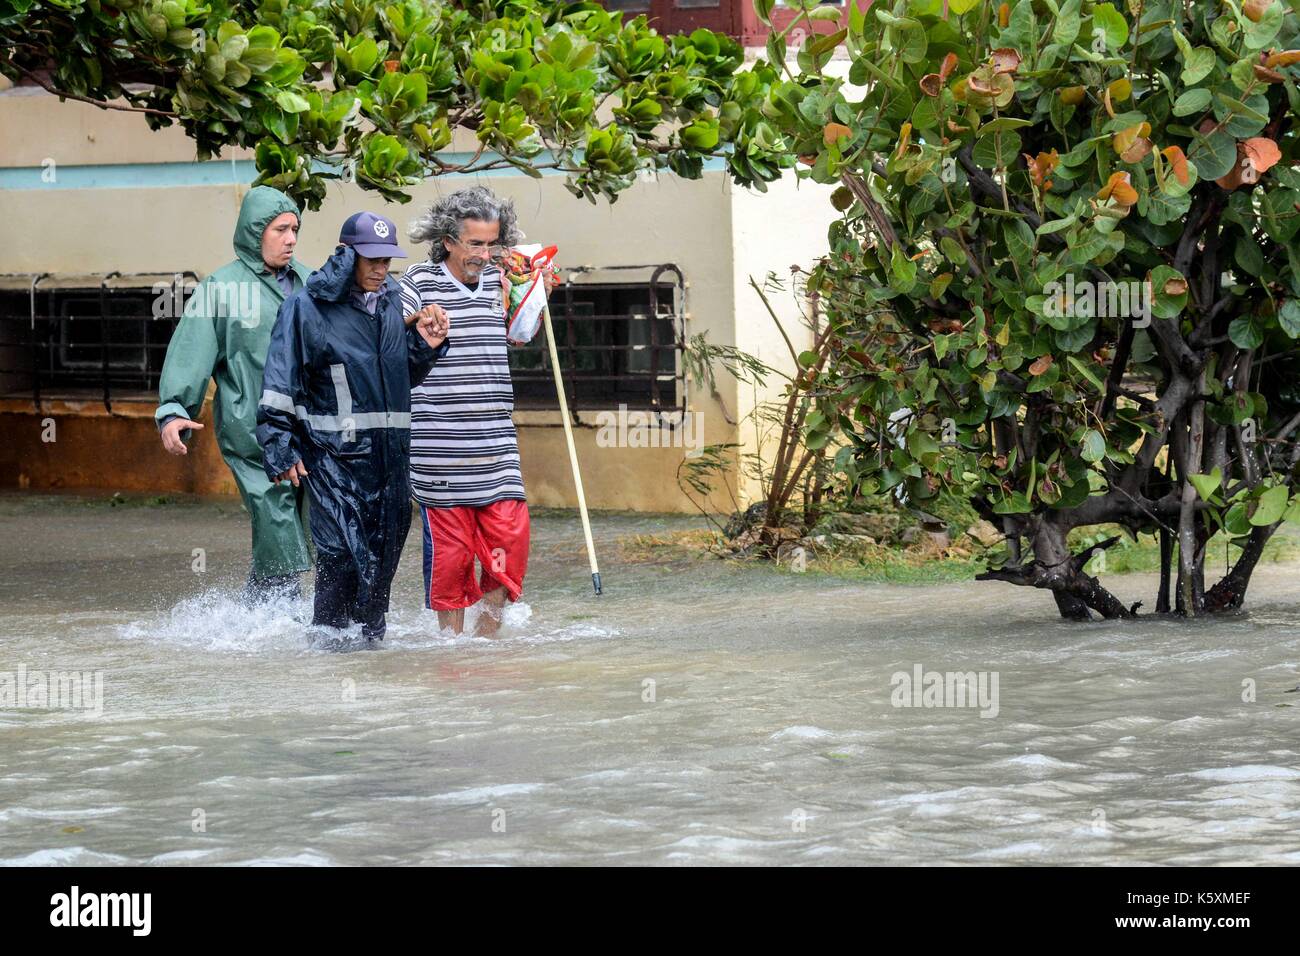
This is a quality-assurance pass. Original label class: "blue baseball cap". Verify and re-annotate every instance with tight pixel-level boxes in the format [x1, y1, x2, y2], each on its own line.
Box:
[338, 211, 407, 258]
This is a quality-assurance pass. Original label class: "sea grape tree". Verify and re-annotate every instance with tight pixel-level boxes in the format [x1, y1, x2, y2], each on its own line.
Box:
[0, 0, 794, 207]
[736, 0, 1300, 617]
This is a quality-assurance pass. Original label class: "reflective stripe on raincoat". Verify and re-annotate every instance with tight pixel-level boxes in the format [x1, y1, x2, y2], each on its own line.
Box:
[256, 243, 448, 627]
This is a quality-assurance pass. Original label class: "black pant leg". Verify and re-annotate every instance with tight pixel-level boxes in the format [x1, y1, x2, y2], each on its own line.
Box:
[312, 551, 358, 629]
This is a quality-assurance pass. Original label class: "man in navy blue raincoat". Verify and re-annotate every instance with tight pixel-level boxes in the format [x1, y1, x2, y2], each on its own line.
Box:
[256, 212, 450, 642]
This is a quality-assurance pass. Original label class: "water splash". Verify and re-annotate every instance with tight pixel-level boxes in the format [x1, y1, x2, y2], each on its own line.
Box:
[116, 588, 616, 655]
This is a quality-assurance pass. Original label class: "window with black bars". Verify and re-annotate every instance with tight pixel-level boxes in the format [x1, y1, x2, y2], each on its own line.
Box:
[508, 275, 685, 412]
[0, 276, 190, 408]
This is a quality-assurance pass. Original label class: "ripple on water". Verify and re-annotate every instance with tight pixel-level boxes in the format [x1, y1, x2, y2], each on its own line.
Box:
[769, 726, 836, 741]
[1186, 765, 1300, 782]
[1, 847, 130, 866]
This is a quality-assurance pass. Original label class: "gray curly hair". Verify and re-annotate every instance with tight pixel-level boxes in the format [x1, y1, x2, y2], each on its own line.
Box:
[407, 186, 523, 263]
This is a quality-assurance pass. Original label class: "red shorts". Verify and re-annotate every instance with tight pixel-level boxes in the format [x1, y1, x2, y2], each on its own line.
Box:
[420, 500, 530, 611]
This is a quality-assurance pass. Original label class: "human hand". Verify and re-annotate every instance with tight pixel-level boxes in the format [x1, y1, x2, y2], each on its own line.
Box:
[274, 460, 309, 487]
[161, 417, 204, 455]
[414, 304, 449, 349]
[405, 303, 447, 327]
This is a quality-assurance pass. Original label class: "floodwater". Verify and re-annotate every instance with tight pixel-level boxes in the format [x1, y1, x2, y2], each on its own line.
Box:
[1, 491, 1298, 866]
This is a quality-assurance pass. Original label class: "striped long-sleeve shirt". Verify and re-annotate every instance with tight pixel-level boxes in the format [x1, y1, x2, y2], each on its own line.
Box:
[398, 260, 526, 508]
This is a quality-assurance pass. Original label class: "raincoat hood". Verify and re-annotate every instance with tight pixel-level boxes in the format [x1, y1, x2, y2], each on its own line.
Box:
[233, 186, 302, 275]
[307, 243, 400, 304]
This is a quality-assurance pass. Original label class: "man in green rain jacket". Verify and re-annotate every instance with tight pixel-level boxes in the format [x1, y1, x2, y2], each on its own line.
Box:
[155, 186, 313, 602]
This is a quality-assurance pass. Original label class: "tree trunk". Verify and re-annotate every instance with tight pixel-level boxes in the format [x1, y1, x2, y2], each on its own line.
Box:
[1156, 526, 1173, 614]
[1053, 591, 1093, 621]
[1176, 370, 1206, 615]
[1204, 522, 1280, 612]
[976, 521, 1135, 619]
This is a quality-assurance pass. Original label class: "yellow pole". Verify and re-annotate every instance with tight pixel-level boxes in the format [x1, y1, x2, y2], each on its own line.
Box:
[540, 300, 601, 595]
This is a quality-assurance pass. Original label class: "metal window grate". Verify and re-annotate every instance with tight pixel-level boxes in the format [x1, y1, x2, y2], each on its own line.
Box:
[0, 273, 197, 412]
[508, 264, 686, 413]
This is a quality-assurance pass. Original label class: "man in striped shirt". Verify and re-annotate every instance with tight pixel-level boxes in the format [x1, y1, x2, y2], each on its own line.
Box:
[399, 187, 545, 637]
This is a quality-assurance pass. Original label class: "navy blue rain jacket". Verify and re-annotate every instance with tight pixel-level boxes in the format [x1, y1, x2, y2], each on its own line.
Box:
[256, 244, 448, 618]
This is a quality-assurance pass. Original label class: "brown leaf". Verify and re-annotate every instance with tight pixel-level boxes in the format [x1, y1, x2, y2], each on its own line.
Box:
[1265, 49, 1300, 68]
[1161, 146, 1191, 186]
[1023, 149, 1060, 188]
[1113, 121, 1153, 163]
[1097, 171, 1138, 208]
[1254, 64, 1286, 83]
[919, 53, 958, 97]
[1243, 136, 1281, 173]
[823, 122, 852, 145]
[1218, 137, 1283, 190]
[990, 48, 1021, 75]
[1029, 355, 1054, 376]
[966, 67, 995, 95]
[1243, 0, 1274, 23]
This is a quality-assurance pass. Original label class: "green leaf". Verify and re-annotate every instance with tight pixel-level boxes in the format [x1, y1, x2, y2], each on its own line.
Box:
[1181, 47, 1216, 86]
[1090, 3, 1129, 51]
[1278, 299, 1300, 338]
[1283, 495, 1300, 526]
[1081, 429, 1106, 462]
[890, 243, 917, 294]
[1145, 189, 1192, 227]
[1172, 88, 1211, 116]
[1225, 501, 1252, 535]
[1003, 219, 1035, 263]
[1189, 128, 1237, 181]
[1234, 234, 1265, 277]
[1189, 468, 1222, 501]
[992, 491, 1033, 515]
[1150, 266, 1188, 319]
[275, 90, 311, 113]
[1251, 485, 1290, 526]
[1243, 1, 1283, 51]
[1066, 355, 1105, 392]
[1037, 203, 1081, 235]
[972, 129, 1022, 169]
[907, 429, 941, 466]
[1229, 314, 1265, 350]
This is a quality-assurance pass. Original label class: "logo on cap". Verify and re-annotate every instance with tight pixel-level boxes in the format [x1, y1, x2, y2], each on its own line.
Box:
[373, 220, 390, 238]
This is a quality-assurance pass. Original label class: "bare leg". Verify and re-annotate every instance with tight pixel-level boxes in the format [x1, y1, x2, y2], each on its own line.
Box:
[473, 586, 508, 637]
[437, 608, 465, 634]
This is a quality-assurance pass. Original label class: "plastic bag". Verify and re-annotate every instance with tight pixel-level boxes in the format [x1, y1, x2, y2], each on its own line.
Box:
[501, 244, 558, 345]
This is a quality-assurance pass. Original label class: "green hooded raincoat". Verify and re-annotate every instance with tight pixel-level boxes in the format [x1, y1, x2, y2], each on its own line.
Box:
[155, 186, 312, 578]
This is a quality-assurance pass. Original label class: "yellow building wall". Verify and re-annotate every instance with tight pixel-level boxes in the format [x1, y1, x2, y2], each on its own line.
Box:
[726, 173, 837, 509]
